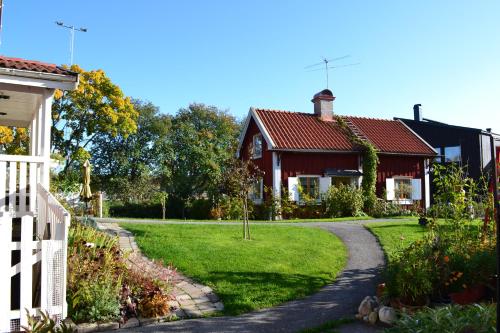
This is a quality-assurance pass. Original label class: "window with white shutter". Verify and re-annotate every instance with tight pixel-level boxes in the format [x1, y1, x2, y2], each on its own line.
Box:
[288, 177, 299, 202]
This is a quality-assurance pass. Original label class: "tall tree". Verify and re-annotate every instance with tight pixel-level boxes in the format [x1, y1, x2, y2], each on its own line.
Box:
[91, 100, 172, 202]
[169, 103, 240, 214]
[0, 126, 29, 154]
[52, 65, 138, 174]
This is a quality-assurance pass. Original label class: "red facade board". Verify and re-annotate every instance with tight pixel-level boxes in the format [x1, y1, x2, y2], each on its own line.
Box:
[376, 155, 424, 197]
[280, 152, 359, 181]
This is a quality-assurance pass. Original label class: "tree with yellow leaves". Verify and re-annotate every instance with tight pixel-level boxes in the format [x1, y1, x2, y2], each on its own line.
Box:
[52, 65, 138, 174]
[0, 126, 29, 155]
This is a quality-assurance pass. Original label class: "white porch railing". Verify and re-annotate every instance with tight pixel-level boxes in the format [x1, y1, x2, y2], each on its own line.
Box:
[0, 155, 70, 332]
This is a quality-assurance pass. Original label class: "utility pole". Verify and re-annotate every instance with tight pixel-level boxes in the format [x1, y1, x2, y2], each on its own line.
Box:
[55, 21, 87, 65]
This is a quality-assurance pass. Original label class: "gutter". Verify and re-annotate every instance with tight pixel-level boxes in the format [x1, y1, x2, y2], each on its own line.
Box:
[0, 67, 78, 83]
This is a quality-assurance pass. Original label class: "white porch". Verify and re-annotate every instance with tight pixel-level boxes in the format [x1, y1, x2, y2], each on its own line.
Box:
[0, 59, 78, 331]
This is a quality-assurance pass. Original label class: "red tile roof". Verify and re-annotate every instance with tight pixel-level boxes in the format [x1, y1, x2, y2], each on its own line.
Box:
[0, 55, 76, 76]
[253, 109, 435, 156]
[255, 109, 356, 151]
[346, 116, 436, 155]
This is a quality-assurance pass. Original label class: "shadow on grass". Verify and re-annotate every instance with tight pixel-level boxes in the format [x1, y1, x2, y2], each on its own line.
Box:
[159, 266, 384, 332]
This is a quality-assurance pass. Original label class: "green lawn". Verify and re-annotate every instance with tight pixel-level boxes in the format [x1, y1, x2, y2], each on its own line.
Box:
[121, 223, 347, 315]
[364, 218, 484, 261]
[364, 218, 428, 260]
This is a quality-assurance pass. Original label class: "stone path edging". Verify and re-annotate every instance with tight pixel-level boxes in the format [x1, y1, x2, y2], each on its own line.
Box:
[96, 220, 385, 333]
[96, 222, 224, 319]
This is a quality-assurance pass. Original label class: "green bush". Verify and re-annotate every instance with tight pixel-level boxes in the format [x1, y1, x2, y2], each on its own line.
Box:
[385, 304, 496, 333]
[67, 223, 124, 323]
[323, 184, 364, 217]
[385, 238, 435, 305]
[109, 202, 163, 219]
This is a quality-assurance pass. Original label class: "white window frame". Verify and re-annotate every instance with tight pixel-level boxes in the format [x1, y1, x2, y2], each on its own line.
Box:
[298, 175, 321, 203]
[252, 134, 263, 159]
[393, 176, 413, 205]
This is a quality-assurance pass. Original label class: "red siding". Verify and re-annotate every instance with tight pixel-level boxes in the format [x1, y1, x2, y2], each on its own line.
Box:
[240, 118, 273, 190]
[376, 155, 425, 203]
[281, 152, 359, 181]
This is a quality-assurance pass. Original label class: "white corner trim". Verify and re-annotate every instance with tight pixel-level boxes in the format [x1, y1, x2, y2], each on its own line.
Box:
[397, 119, 437, 154]
[236, 107, 275, 158]
[272, 152, 281, 199]
[251, 107, 275, 149]
[0, 71, 78, 91]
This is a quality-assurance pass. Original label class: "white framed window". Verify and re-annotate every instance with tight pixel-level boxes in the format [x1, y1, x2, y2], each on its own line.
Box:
[386, 177, 422, 204]
[249, 177, 263, 204]
[252, 134, 263, 159]
[298, 176, 320, 201]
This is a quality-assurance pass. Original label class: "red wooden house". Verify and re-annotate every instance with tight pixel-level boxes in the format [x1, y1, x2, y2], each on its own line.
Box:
[237, 89, 436, 208]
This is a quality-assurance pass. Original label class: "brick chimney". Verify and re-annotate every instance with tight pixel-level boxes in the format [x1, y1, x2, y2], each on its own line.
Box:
[312, 89, 335, 121]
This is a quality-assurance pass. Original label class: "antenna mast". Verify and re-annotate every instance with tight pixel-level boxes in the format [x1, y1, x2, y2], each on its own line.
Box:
[305, 55, 360, 89]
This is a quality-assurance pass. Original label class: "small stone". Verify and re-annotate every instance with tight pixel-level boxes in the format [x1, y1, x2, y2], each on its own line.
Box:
[368, 311, 378, 324]
[138, 317, 157, 326]
[76, 322, 98, 333]
[213, 302, 224, 311]
[183, 306, 202, 318]
[355, 313, 363, 319]
[206, 292, 219, 302]
[167, 300, 180, 309]
[120, 318, 139, 329]
[201, 286, 213, 293]
[379, 306, 397, 324]
[97, 321, 119, 331]
[363, 315, 369, 322]
[358, 296, 374, 316]
[192, 295, 210, 303]
[176, 294, 191, 301]
[173, 308, 186, 319]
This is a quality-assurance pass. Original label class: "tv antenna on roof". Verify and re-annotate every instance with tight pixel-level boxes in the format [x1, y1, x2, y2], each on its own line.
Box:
[305, 55, 360, 89]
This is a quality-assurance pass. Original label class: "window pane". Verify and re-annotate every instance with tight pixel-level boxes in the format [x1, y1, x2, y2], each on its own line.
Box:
[395, 178, 412, 199]
[444, 146, 461, 163]
[253, 135, 262, 158]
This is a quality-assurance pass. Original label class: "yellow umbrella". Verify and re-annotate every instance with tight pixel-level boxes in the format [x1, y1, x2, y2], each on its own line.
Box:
[80, 160, 92, 202]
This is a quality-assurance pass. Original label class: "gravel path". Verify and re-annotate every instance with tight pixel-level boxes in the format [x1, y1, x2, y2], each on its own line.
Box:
[99, 219, 385, 333]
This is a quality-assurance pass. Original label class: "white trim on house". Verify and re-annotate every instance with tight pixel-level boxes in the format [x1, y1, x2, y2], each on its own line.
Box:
[0, 68, 78, 90]
[237, 108, 275, 158]
[272, 152, 281, 200]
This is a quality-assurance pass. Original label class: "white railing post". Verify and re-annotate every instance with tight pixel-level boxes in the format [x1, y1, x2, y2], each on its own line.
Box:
[20, 215, 34, 327]
[0, 216, 12, 331]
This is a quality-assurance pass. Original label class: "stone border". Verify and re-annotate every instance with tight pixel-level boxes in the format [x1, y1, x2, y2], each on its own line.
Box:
[96, 222, 224, 319]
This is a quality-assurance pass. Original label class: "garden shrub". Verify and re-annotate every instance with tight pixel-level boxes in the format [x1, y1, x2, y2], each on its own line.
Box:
[216, 195, 245, 220]
[385, 303, 496, 333]
[67, 223, 124, 323]
[67, 223, 175, 323]
[385, 238, 436, 305]
[323, 184, 364, 217]
[109, 202, 163, 219]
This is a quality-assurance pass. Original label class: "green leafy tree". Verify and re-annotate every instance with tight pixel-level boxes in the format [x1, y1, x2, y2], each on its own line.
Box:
[91, 100, 172, 202]
[169, 104, 240, 215]
[52, 65, 138, 174]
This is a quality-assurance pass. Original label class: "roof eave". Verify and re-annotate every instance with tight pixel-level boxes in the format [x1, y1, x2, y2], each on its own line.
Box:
[0, 67, 79, 90]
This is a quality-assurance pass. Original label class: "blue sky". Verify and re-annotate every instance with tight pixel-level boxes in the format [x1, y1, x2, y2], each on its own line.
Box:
[3, 1, 499, 130]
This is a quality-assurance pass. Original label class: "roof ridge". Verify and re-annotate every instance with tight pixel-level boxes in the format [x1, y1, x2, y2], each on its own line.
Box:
[254, 108, 314, 116]
[345, 115, 396, 122]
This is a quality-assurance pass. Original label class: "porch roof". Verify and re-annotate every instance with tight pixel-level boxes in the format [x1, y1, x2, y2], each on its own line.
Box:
[0, 55, 78, 127]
